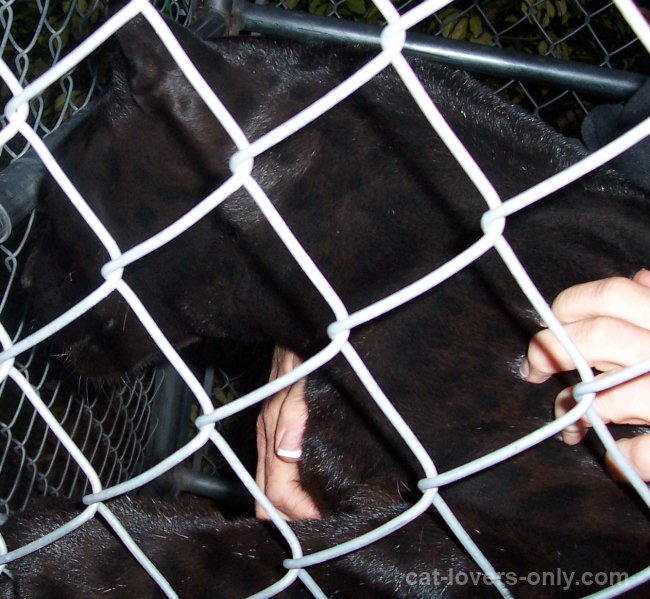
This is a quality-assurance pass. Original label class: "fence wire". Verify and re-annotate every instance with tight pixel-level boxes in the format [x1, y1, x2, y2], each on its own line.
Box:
[0, 0, 192, 517]
[0, 0, 194, 165]
[0, 0, 649, 598]
[275, 0, 650, 132]
[0, 204, 160, 517]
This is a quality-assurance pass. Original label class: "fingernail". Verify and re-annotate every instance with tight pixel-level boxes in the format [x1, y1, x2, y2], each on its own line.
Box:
[277, 447, 302, 459]
[277, 429, 303, 460]
[561, 428, 582, 445]
[518, 357, 530, 379]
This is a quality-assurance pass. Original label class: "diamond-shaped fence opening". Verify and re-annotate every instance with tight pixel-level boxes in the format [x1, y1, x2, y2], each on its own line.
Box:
[274, 0, 649, 132]
[0, 0, 213, 519]
[0, 205, 162, 516]
[0, 0, 648, 597]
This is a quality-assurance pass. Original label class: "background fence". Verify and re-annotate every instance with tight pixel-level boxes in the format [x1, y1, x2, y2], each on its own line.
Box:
[0, 0, 193, 518]
[268, 0, 649, 132]
[0, 0, 649, 597]
[0, 0, 263, 517]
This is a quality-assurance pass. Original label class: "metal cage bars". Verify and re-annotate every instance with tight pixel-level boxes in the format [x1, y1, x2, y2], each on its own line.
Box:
[226, 0, 646, 100]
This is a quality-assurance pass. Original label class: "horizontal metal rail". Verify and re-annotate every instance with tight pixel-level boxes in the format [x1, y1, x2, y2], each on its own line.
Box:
[1, 0, 646, 242]
[214, 0, 646, 101]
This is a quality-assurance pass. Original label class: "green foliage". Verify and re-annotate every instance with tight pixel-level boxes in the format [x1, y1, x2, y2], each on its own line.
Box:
[279, 0, 647, 72]
[278, 0, 648, 133]
[431, 0, 648, 131]
[2, 0, 648, 143]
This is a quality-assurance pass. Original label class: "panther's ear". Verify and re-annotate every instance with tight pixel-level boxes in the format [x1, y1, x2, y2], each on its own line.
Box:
[113, 14, 206, 102]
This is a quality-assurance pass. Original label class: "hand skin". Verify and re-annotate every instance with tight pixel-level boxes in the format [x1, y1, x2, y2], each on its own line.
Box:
[255, 347, 320, 520]
[522, 269, 650, 481]
[255, 270, 650, 518]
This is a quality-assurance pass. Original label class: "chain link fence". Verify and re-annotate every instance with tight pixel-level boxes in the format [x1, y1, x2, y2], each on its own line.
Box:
[0, 0, 208, 517]
[0, 0, 648, 596]
[0, 206, 165, 516]
[272, 0, 649, 132]
[0, 0, 198, 166]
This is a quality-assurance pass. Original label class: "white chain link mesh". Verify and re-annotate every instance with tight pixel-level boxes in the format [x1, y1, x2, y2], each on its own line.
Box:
[275, 0, 649, 130]
[0, 0, 200, 519]
[0, 192, 159, 517]
[0, 0, 649, 597]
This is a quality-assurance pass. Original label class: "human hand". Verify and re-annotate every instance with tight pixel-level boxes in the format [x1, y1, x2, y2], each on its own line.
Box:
[521, 269, 650, 481]
[255, 347, 320, 520]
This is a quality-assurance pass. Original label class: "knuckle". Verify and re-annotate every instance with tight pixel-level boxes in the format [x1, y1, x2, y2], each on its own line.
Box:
[526, 329, 554, 366]
[591, 276, 631, 309]
[629, 437, 650, 478]
[595, 275, 633, 304]
[552, 276, 630, 318]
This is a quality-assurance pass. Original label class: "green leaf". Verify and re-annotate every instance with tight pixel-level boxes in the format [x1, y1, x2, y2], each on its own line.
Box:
[449, 17, 469, 41]
[545, 0, 556, 20]
[473, 31, 493, 46]
[346, 0, 367, 16]
[469, 15, 483, 38]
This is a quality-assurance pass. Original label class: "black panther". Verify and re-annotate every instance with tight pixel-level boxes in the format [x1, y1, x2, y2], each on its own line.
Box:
[0, 13, 649, 598]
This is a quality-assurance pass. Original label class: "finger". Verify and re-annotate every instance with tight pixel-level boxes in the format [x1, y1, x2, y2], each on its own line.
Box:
[254, 450, 294, 520]
[255, 397, 291, 520]
[255, 405, 271, 507]
[605, 435, 650, 482]
[267, 348, 308, 463]
[255, 351, 289, 518]
[265, 458, 320, 520]
[268, 346, 282, 380]
[554, 387, 587, 445]
[256, 347, 315, 520]
[275, 378, 308, 462]
[255, 431, 272, 519]
[555, 373, 650, 444]
[551, 274, 650, 329]
[255, 445, 320, 520]
[586, 373, 650, 426]
[264, 346, 300, 460]
[633, 268, 650, 288]
[524, 317, 650, 383]
[274, 345, 300, 376]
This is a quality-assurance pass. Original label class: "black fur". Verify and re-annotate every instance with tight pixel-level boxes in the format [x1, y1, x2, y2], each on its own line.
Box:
[2, 15, 649, 598]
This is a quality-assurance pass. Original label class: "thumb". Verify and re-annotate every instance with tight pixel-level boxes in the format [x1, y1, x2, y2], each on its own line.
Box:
[605, 434, 650, 482]
[275, 377, 308, 463]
